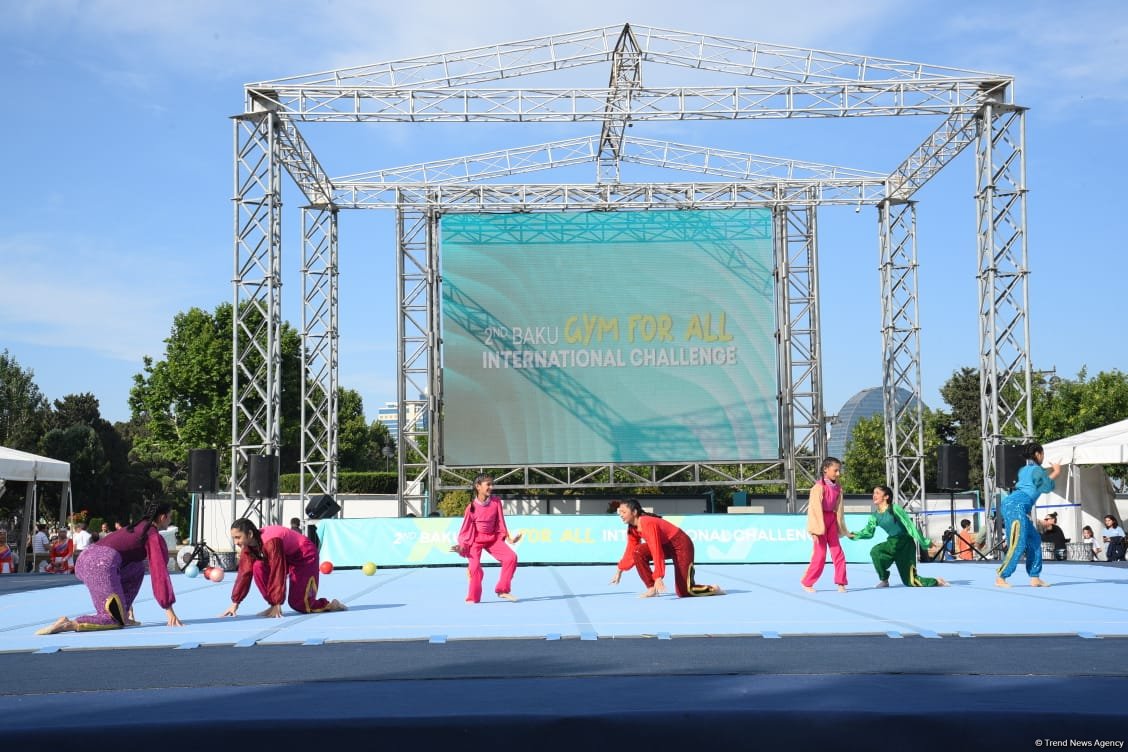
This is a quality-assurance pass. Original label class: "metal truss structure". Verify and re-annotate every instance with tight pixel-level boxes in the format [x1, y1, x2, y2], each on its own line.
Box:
[232, 23, 1030, 519]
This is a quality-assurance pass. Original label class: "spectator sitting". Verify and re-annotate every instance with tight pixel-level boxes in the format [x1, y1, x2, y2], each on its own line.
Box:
[953, 518, 977, 560]
[1101, 515, 1126, 561]
[290, 517, 302, 533]
[46, 530, 75, 574]
[1081, 525, 1102, 561]
[1039, 512, 1068, 561]
[0, 530, 16, 574]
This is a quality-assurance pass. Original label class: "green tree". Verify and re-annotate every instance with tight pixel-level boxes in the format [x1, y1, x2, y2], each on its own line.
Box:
[1033, 368, 1128, 442]
[338, 388, 376, 471]
[128, 302, 303, 503]
[841, 407, 956, 494]
[44, 393, 140, 523]
[939, 367, 985, 492]
[40, 423, 107, 510]
[841, 414, 886, 493]
[1033, 368, 1128, 482]
[0, 349, 50, 451]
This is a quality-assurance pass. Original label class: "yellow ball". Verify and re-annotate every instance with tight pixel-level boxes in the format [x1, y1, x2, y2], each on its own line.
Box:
[362, 561, 377, 576]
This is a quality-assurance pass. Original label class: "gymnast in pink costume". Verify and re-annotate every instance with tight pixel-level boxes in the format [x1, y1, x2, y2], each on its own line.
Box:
[453, 474, 521, 603]
[221, 519, 346, 618]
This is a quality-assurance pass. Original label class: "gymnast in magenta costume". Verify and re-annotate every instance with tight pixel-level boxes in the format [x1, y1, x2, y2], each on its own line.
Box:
[37, 502, 182, 634]
[453, 474, 521, 603]
[221, 519, 346, 618]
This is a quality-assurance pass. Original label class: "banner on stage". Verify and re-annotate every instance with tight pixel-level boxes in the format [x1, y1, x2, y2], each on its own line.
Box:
[317, 514, 884, 568]
[440, 208, 778, 465]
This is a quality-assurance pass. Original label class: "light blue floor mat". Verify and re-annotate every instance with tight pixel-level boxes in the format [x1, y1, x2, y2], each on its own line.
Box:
[5, 562, 1127, 653]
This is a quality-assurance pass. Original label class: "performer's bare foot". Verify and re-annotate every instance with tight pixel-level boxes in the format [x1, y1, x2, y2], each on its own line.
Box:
[837, 585, 847, 593]
[640, 587, 659, 598]
[1030, 578, 1051, 587]
[875, 580, 889, 588]
[126, 618, 141, 626]
[498, 592, 518, 602]
[936, 578, 950, 587]
[465, 598, 477, 604]
[327, 599, 347, 612]
[995, 577, 1011, 588]
[801, 585, 816, 593]
[36, 616, 77, 635]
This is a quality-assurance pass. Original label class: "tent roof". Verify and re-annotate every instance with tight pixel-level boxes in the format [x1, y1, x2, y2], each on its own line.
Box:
[1042, 419, 1128, 465]
[0, 446, 71, 483]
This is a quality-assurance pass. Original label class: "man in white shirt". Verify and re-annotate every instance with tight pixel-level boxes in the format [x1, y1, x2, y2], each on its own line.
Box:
[72, 522, 92, 559]
[28, 524, 50, 572]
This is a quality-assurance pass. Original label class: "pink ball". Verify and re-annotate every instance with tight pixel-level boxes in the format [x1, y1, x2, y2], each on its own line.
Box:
[206, 567, 225, 582]
[319, 560, 334, 575]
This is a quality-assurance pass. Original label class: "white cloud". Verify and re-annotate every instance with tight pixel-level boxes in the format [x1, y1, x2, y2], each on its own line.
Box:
[0, 233, 205, 362]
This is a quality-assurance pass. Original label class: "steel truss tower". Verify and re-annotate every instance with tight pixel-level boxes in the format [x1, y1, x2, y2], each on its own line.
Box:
[233, 23, 1030, 519]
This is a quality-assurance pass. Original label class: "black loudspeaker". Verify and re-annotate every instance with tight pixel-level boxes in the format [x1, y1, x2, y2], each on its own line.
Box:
[247, 454, 279, 498]
[305, 494, 341, 520]
[936, 445, 969, 491]
[188, 449, 218, 494]
[996, 444, 1026, 490]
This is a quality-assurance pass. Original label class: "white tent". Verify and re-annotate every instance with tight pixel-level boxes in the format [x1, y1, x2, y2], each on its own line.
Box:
[0, 446, 71, 572]
[1039, 422, 1126, 559]
[1042, 419, 1128, 465]
[0, 446, 71, 483]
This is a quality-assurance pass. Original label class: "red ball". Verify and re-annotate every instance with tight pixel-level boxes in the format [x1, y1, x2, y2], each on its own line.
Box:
[206, 567, 225, 582]
[319, 560, 334, 575]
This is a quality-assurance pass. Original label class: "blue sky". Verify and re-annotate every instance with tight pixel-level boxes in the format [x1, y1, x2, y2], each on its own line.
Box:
[2, 0, 1125, 427]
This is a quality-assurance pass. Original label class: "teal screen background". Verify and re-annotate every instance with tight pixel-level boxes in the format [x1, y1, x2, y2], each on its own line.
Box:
[440, 208, 778, 465]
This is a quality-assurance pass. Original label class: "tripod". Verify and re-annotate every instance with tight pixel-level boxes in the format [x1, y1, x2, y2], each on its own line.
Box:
[183, 490, 218, 570]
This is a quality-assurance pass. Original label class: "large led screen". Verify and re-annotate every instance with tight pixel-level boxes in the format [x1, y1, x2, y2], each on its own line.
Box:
[440, 209, 778, 465]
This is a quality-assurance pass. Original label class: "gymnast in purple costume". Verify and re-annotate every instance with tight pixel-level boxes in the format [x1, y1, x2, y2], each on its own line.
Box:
[36, 502, 183, 634]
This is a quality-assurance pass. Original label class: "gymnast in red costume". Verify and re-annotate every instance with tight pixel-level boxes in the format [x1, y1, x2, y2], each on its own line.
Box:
[611, 499, 724, 598]
[221, 519, 346, 618]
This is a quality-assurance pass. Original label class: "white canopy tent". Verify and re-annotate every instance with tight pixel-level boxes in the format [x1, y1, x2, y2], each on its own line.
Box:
[0, 446, 71, 571]
[1042, 419, 1128, 466]
[1039, 421, 1126, 558]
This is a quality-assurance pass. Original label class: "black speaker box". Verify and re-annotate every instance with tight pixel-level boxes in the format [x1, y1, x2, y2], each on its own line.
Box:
[247, 454, 279, 498]
[306, 494, 341, 520]
[936, 445, 969, 491]
[188, 449, 218, 494]
[996, 444, 1025, 490]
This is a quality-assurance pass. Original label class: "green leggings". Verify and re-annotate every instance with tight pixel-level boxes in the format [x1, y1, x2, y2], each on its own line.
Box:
[871, 535, 940, 587]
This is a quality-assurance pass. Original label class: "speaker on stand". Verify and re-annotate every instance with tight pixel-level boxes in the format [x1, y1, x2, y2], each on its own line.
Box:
[243, 454, 279, 524]
[184, 449, 219, 570]
[935, 445, 969, 561]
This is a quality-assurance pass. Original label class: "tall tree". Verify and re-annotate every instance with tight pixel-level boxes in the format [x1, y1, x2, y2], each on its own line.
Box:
[939, 367, 985, 492]
[1033, 368, 1128, 483]
[1033, 368, 1128, 443]
[46, 393, 139, 523]
[841, 414, 886, 493]
[338, 388, 376, 471]
[0, 349, 50, 451]
[128, 302, 303, 502]
[841, 407, 956, 495]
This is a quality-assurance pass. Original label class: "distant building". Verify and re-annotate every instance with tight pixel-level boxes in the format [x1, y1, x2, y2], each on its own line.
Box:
[375, 398, 426, 441]
[827, 387, 924, 460]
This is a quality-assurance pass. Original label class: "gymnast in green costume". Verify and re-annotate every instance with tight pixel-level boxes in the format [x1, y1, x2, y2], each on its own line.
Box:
[847, 485, 948, 588]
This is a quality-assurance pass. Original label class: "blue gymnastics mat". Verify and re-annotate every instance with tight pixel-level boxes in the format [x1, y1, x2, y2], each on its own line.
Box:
[4, 561, 1127, 653]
